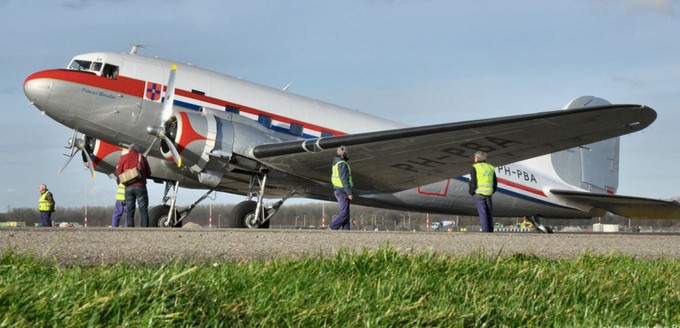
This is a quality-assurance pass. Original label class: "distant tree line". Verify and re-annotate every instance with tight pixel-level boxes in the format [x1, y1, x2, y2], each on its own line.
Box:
[1, 200, 679, 230]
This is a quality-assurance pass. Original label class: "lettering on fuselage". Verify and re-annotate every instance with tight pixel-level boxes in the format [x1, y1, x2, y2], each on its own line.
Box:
[81, 87, 116, 100]
[391, 137, 522, 173]
[497, 165, 537, 183]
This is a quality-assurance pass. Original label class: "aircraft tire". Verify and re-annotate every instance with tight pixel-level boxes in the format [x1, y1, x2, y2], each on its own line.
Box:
[148, 205, 182, 228]
[536, 224, 554, 234]
[231, 200, 270, 229]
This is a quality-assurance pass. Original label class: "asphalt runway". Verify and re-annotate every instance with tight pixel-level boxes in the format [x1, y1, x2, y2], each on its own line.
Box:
[1, 228, 678, 266]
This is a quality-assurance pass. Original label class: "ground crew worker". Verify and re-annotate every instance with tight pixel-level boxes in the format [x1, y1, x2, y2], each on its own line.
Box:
[468, 151, 497, 232]
[116, 146, 151, 227]
[37, 183, 55, 227]
[329, 146, 354, 230]
[111, 182, 126, 227]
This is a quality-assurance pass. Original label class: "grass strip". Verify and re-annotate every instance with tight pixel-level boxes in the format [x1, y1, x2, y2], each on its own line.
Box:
[0, 248, 678, 327]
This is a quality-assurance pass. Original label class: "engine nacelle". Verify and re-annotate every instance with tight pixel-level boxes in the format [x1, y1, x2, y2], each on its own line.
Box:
[81, 136, 123, 177]
[161, 110, 235, 174]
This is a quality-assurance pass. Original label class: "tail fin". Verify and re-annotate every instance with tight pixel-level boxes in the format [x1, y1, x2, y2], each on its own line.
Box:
[550, 96, 619, 194]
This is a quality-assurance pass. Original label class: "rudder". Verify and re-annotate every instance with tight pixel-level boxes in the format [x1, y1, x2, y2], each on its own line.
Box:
[550, 96, 619, 194]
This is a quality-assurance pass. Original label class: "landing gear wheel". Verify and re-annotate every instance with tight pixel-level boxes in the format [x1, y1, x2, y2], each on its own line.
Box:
[231, 200, 269, 229]
[149, 205, 181, 228]
[526, 215, 553, 234]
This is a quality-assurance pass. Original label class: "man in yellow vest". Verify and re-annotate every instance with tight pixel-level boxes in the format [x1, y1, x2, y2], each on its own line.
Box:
[37, 183, 55, 227]
[329, 146, 354, 230]
[111, 182, 126, 227]
[468, 151, 497, 232]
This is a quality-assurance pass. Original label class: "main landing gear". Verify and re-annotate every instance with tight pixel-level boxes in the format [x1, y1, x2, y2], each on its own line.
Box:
[525, 215, 554, 234]
[148, 172, 301, 229]
[230, 173, 302, 229]
[148, 181, 215, 227]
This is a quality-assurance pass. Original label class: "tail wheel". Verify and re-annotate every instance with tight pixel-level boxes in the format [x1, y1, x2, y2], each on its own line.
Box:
[230, 200, 270, 229]
[149, 205, 182, 228]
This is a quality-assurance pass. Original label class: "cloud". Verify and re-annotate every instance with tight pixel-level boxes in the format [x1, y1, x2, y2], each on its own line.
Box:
[60, 0, 131, 9]
[626, 0, 677, 17]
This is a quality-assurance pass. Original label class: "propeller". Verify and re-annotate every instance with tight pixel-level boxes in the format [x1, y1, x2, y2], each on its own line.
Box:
[160, 64, 177, 122]
[147, 64, 182, 167]
[58, 131, 96, 178]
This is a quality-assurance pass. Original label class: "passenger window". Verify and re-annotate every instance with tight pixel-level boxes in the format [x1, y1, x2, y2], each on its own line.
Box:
[225, 105, 240, 114]
[258, 115, 272, 128]
[289, 123, 303, 136]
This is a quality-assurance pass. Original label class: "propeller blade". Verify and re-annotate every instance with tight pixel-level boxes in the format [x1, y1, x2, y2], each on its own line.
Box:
[160, 64, 177, 122]
[58, 154, 75, 174]
[161, 135, 182, 168]
[81, 148, 96, 178]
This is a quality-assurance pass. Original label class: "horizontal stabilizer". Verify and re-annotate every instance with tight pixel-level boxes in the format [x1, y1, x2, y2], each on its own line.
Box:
[550, 189, 680, 219]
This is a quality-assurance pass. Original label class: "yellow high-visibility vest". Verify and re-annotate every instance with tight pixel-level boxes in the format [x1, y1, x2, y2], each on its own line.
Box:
[116, 184, 125, 201]
[473, 162, 495, 196]
[331, 160, 353, 188]
[38, 191, 54, 212]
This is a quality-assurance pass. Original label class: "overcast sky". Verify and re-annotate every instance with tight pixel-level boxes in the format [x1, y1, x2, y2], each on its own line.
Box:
[1, 0, 679, 213]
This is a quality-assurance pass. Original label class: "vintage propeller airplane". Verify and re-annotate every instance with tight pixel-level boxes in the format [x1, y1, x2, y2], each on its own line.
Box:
[23, 47, 679, 231]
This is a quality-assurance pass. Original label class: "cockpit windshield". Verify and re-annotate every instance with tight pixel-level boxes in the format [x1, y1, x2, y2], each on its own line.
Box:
[67, 58, 119, 79]
[68, 59, 102, 72]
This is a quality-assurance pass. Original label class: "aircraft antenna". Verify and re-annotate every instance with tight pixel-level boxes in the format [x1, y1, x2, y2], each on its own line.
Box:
[282, 82, 293, 92]
[130, 44, 149, 55]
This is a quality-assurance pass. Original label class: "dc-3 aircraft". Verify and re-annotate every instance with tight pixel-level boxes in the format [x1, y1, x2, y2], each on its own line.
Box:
[23, 47, 680, 232]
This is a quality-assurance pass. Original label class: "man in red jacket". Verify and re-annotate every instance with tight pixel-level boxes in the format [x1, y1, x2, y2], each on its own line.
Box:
[116, 146, 152, 227]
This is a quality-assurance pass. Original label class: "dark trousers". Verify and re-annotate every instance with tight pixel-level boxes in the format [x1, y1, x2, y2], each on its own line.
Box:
[474, 193, 494, 232]
[40, 211, 52, 227]
[125, 186, 149, 227]
[329, 189, 351, 230]
[111, 200, 126, 227]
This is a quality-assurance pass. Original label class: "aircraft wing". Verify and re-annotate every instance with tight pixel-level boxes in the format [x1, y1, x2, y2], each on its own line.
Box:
[252, 104, 656, 193]
[550, 190, 680, 219]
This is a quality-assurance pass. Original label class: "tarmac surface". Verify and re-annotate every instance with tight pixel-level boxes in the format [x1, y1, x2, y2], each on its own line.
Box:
[1, 227, 678, 266]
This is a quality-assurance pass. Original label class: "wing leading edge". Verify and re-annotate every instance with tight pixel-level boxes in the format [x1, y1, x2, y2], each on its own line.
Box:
[550, 190, 680, 219]
[252, 104, 656, 193]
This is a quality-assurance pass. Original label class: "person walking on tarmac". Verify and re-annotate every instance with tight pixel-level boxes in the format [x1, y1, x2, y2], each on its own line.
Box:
[116, 146, 151, 227]
[468, 151, 497, 232]
[329, 146, 354, 230]
[111, 182, 126, 227]
[37, 183, 55, 227]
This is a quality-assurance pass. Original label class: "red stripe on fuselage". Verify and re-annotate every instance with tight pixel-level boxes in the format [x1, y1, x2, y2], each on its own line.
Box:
[497, 177, 546, 197]
[25, 69, 144, 97]
[25, 69, 345, 137]
[417, 177, 546, 199]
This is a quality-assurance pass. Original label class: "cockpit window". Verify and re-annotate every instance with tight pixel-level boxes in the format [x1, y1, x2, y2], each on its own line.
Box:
[89, 62, 102, 71]
[68, 59, 94, 71]
[67, 59, 119, 79]
[102, 64, 119, 79]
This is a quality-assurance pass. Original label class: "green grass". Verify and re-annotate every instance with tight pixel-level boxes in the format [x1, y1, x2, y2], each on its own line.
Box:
[1, 249, 678, 327]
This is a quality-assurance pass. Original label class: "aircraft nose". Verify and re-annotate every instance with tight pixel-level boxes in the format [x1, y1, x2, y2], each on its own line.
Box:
[23, 74, 53, 109]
